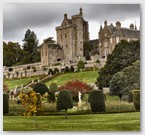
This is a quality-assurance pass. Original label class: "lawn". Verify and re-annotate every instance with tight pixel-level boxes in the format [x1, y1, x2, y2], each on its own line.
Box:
[4, 76, 40, 91]
[3, 112, 140, 131]
[45, 70, 99, 87]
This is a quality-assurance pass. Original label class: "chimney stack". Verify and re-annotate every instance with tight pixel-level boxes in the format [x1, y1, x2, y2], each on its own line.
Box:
[130, 23, 134, 29]
[116, 21, 121, 28]
[64, 13, 67, 19]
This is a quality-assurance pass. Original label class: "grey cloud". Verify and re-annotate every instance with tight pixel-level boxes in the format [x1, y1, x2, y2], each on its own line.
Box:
[3, 3, 140, 43]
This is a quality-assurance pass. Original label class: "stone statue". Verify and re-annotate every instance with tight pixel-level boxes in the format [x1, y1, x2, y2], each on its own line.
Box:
[78, 91, 82, 102]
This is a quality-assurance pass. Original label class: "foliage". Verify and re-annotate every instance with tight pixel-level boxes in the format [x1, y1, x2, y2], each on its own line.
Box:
[3, 84, 9, 93]
[33, 82, 49, 95]
[49, 83, 58, 92]
[19, 90, 38, 116]
[56, 90, 73, 119]
[128, 91, 133, 103]
[59, 80, 91, 102]
[3, 94, 9, 114]
[47, 92, 56, 103]
[97, 40, 140, 88]
[77, 60, 85, 71]
[3, 41, 23, 66]
[22, 29, 40, 64]
[110, 60, 140, 100]
[132, 90, 140, 111]
[19, 90, 39, 128]
[89, 90, 106, 113]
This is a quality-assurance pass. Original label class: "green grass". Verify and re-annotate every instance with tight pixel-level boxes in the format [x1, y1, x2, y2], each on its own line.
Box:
[45, 70, 99, 87]
[3, 112, 140, 131]
[4, 76, 39, 90]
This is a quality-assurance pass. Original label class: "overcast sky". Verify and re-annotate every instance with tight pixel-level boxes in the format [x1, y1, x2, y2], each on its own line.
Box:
[3, 3, 140, 45]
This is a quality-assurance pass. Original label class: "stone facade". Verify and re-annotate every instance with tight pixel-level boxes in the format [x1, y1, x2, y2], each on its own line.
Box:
[98, 20, 140, 60]
[41, 8, 89, 66]
[56, 8, 89, 61]
[41, 39, 64, 66]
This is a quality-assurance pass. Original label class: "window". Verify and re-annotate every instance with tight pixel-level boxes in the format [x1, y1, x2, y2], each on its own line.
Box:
[65, 34, 67, 38]
[80, 48, 82, 51]
[66, 45, 68, 48]
[45, 50, 47, 56]
[61, 35, 62, 39]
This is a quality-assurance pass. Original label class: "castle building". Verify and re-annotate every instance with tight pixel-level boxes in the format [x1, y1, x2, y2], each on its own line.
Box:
[41, 8, 89, 66]
[98, 20, 140, 60]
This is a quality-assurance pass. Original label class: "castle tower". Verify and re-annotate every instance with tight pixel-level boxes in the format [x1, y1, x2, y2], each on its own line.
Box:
[56, 8, 89, 61]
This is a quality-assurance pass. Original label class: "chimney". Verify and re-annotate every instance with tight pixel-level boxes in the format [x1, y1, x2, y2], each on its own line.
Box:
[116, 21, 121, 28]
[130, 23, 134, 29]
[64, 13, 67, 19]
[79, 8, 83, 18]
[104, 20, 107, 27]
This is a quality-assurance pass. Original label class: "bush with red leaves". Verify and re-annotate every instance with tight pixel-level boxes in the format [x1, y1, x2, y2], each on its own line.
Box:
[59, 80, 91, 102]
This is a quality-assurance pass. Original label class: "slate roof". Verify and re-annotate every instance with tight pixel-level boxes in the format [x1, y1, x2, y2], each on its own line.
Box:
[46, 44, 62, 50]
[107, 25, 140, 38]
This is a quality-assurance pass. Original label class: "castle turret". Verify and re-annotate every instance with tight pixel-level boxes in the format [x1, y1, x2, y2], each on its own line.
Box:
[79, 7, 83, 18]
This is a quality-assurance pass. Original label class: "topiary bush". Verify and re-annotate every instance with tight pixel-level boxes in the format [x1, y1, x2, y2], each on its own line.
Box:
[77, 60, 85, 71]
[47, 92, 56, 103]
[128, 90, 133, 103]
[33, 82, 49, 96]
[89, 90, 106, 113]
[3, 93, 9, 114]
[49, 83, 58, 92]
[132, 90, 140, 111]
[57, 90, 73, 119]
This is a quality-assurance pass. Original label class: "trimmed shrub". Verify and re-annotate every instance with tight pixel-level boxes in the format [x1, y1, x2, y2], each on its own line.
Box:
[3, 94, 9, 114]
[77, 60, 85, 71]
[89, 90, 106, 113]
[50, 83, 58, 92]
[57, 90, 73, 119]
[36, 93, 42, 114]
[47, 92, 56, 103]
[128, 91, 133, 103]
[33, 82, 49, 95]
[132, 90, 140, 111]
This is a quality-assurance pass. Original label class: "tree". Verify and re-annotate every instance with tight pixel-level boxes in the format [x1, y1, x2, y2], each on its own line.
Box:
[88, 90, 106, 113]
[97, 40, 140, 88]
[109, 60, 140, 100]
[77, 60, 85, 71]
[56, 90, 73, 119]
[33, 82, 49, 96]
[19, 90, 39, 128]
[3, 41, 23, 66]
[59, 80, 91, 102]
[22, 29, 40, 64]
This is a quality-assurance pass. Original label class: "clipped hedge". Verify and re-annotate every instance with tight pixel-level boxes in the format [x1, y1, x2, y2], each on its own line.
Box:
[128, 90, 133, 103]
[3, 94, 9, 114]
[132, 90, 140, 111]
[89, 90, 106, 113]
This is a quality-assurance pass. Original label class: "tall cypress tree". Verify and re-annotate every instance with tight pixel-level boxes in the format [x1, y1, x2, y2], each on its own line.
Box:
[22, 29, 40, 64]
